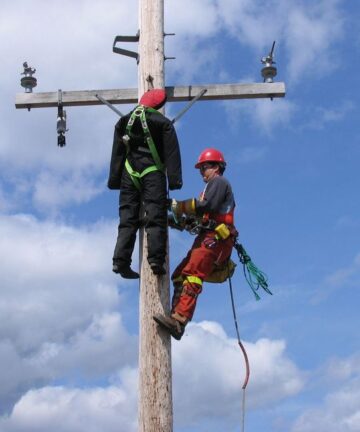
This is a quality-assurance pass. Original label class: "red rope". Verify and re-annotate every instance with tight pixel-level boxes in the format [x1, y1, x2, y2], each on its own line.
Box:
[228, 264, 250, 431]
[238, 339, 250, 390]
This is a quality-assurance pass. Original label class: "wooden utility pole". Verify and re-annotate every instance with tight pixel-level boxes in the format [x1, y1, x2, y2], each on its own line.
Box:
[137, 1, 173, 431]
[15, 2, 285, 431]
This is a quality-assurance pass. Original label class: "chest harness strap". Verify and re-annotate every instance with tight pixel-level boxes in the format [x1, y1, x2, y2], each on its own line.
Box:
[124, 105, 165, 190]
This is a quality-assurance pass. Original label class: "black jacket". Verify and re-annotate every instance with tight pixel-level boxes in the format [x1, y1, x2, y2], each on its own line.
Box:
[107, 108, 183, 190]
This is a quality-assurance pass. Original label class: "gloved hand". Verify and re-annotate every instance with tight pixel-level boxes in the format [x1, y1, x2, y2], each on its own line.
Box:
[171, 198, 196, 218]
[168, 179, 183, 191]
[168, 213, 185, 231]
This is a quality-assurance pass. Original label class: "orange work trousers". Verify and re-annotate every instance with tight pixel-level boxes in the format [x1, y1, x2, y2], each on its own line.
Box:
[171, 231, 234, 321]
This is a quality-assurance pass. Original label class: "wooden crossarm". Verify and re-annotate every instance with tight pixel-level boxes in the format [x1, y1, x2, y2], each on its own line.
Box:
[15, 82, 286, 109]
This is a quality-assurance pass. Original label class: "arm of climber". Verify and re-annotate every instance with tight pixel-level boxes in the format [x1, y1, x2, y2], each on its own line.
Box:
[171, 178, 229, 217]
[171, 198, 196, 217]
[162, 119, 183, 190]
[107, 117, 128, 190]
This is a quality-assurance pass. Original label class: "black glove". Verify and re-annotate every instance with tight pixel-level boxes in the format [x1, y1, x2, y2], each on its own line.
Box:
[168, 213, 185, 231]
[168, 178, 183, 190]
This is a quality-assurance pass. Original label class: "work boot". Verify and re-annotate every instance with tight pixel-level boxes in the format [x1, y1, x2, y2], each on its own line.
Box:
[153, 313, 185, 340]
[112, 264, 139, 279]
[150, 263, 166, 276]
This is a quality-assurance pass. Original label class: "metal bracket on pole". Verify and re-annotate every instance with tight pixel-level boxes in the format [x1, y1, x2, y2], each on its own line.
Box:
[146, 75, 154, 90]
[95, 94, 124, 117]
[113, 33, 139, 63]
[164, 33, 176, 61]
[57, 89, 67, 147]
[171, 88, 207, 124]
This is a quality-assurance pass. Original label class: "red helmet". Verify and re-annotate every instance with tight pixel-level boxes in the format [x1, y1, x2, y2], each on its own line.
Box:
[139, 89, 167, 109]
[195, 148, 226, 168]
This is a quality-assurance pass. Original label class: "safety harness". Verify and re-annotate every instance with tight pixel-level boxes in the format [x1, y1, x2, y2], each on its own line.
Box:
[123, 105, 165, 190]
[168, 211, 272, 295]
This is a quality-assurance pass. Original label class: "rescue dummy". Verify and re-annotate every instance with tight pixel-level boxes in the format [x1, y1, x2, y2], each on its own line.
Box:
[108, 89, 183, 279]
[154, 148, 236, 339]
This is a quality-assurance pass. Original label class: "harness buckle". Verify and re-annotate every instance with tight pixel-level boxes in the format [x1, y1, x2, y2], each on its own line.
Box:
[122, 134, 130, 146]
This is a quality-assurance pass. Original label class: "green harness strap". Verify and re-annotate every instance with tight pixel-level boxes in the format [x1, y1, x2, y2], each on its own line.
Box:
[124, 105, 165, 190]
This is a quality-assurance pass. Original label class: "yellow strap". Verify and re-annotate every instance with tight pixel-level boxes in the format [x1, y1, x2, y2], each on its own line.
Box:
[185, 275, 203, 286]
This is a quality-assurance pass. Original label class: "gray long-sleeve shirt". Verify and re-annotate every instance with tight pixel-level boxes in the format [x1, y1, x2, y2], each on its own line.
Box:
[195, 175, 235, 216]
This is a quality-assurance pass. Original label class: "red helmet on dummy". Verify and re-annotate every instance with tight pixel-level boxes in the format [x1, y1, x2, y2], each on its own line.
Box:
[139, 89, 167, 110]
[195, 148, 226, 169]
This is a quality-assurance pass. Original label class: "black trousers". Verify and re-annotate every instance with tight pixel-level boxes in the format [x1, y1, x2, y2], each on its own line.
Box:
[113, 169, 168, 268]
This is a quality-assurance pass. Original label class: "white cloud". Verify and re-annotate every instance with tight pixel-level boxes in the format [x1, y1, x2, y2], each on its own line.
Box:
[292, 378, 360, 432]
[253, 98, 296, 133]
[164, 0, 221, 82]
[166, 0, 219, 37]
[325, 265, 357, 288]
[312, 252, 360, 303]
[0, 0, 347, 214]
[0, 213, 138, 414]
[0, 2, 356, 431]
[0, 185, 14, 213]
[32, 170, 104, 212]
[217, 0, 344, 83]
[0, 214, 116, 282]
[0, 372, 138, 432]
[223, 97, 296, 136]
[0, 1, 139, 91]
[218, 0, 285, 49]
[0, 1, 137, 212]
[304, 100, 355, 130]
[173, 321, 304, 429]
[325, 354, 360, 382]
[0, 105, 116, 212]
[29, 313, 137, 378]
[290, 352, 360, 431]
[285, 0, 344, 83]
[0, 319, 304, 431]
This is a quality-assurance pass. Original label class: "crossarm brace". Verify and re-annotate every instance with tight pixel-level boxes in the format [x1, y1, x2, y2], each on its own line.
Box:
[95, 94, 124, 117]
[171, 89, 207, 124]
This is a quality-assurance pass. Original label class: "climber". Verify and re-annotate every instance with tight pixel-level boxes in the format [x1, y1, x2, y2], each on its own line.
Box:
[154, 148, 236, 339]
[108, 89, 183, 279]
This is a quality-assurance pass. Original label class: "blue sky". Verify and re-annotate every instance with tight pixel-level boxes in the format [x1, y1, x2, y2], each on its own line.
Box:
[0, 0, 359, 431]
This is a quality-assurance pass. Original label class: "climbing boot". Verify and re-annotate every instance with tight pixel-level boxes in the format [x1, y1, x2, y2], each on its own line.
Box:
[150, 263, 166, 276]
[112, 264, 139, 279]
[153, 313, 185, 340]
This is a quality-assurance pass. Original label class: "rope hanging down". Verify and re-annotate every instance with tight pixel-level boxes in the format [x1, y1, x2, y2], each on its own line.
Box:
[234, 241, 272, 300]
[228, 242, 272, 432]
[228, 265, 249, 432]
